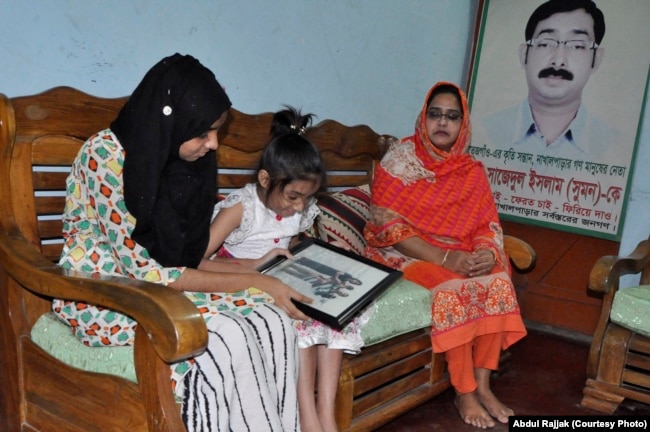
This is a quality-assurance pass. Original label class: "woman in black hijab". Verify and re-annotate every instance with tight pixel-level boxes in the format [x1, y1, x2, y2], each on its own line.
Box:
[54, 54, 309, 431]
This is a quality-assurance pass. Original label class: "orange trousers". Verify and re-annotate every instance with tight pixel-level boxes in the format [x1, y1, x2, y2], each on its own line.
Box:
[444, 333, 503, 393]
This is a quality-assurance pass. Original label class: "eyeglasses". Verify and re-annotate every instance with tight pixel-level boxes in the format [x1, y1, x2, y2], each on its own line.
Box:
[526, 38, 599, 53]
[427, 110, 463, 123]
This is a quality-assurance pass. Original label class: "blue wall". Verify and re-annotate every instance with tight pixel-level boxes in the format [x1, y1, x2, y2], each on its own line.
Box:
[1, 0, 648, 265]
[1, 0, 476, 138]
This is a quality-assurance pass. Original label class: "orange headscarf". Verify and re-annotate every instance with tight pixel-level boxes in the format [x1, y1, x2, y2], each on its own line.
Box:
[417, 81, 472, 160]
[365, 82, 502, 254]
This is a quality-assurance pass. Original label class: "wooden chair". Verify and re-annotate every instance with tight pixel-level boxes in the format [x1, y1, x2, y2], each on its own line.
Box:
[0, 88, 207, 432]
[581, 234, 650, 413]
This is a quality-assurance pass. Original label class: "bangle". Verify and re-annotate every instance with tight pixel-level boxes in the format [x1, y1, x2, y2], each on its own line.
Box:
[441, 249, 450, 267]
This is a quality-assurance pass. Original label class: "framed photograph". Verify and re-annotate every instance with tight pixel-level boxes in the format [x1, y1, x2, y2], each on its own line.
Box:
[467, 0, 650, 241]
[258, 238, 402, 330]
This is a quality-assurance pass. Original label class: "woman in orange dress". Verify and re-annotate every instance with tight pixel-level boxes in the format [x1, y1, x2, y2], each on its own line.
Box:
[364, 81, 527, 429]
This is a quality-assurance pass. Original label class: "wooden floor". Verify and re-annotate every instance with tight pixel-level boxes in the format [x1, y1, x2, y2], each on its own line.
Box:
[374, 327, 650, 431]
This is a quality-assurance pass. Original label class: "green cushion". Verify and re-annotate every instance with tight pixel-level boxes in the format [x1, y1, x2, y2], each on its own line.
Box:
[361, 278, 432, 346]
[610, 285, 650, 338]
[31, 312, 136, 382]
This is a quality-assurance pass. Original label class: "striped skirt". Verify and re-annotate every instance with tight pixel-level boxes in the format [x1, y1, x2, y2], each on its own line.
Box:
[179, 303, 299, 431]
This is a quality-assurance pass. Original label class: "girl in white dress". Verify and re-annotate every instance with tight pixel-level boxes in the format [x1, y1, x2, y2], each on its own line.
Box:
[205, 107, 368, 432]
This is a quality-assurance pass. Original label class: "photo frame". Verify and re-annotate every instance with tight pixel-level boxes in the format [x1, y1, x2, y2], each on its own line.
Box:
[467, 0, 650, 241]
[258, 238, 402, 330]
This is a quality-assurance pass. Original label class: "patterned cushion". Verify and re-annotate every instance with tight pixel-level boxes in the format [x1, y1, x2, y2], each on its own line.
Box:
[316, 184, 371, 255]
[610, 285, 650, 338]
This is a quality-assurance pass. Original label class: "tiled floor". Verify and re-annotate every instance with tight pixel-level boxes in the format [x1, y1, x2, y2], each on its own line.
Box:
[374, 327, 650, 431]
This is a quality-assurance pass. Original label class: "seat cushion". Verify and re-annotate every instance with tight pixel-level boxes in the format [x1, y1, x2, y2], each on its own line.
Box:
[610, 285, 650, 338]
[31, 312, 136, 382]
[33, 182, 430, 372]
[361, 278, 432, 346]
[32, 278, 433, 377]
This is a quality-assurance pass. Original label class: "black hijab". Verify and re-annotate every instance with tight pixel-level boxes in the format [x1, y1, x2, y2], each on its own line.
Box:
[111, 53, 231, 268]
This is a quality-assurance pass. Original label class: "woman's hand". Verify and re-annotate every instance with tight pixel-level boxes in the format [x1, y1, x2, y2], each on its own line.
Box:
[466, 249, 496, 277]
[443, 250, 472, 276]
[443, 249, 495, 277]
[393, 237, 496, 278]
[172, 265, 311, 320]
[261, 274, 313, 321]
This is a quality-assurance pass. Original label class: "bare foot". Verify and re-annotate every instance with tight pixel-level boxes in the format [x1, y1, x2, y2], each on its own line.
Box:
[454, 392, 495, 429]
[477, 388, 513, 424]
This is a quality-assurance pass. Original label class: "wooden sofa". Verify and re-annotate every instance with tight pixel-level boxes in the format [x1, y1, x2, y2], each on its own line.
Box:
[0, 87, 536, 432]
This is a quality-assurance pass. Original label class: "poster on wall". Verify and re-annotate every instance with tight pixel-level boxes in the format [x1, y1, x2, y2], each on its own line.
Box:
[467, 0, 650, 241]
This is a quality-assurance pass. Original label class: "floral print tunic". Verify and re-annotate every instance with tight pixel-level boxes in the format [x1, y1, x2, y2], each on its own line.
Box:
[53, 129, 278, 388]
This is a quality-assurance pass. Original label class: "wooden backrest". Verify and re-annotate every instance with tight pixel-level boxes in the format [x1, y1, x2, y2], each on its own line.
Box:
[6, 88, 127, 262]
[1, 87, 393, 263]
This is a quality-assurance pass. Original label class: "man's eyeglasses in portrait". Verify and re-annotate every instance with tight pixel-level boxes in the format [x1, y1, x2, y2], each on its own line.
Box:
[526, 38, 599, 53]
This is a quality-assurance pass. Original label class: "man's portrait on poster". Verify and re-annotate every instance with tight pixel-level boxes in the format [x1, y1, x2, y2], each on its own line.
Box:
[468, 0, 650, 240]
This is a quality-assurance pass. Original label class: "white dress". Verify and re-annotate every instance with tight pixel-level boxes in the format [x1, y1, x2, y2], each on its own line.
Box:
[214, 183, 318, 258]
[214, 183, 370, 354]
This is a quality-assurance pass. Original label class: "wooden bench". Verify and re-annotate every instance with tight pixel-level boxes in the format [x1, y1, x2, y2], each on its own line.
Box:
[0, 87, 536, 432]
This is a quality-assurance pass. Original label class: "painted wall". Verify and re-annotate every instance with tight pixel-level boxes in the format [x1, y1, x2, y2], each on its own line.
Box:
[1, 0, 476, 138]
[1, 0, 648, 272]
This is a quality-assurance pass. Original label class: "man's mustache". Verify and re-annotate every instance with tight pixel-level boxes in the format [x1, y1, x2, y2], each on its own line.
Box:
[538, 68, 574, 80]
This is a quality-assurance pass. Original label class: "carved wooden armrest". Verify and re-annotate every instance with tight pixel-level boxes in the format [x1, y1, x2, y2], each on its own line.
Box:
[0, 229, 208, 363]
[503, 234, 536, 273]
[588, 236, 650, 295]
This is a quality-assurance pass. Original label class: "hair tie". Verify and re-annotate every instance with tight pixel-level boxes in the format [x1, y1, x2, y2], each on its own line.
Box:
[290, 124, 307, 135]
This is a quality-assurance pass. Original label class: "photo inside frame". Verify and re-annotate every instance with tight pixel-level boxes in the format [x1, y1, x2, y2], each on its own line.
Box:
[260, 238, 402, 329]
